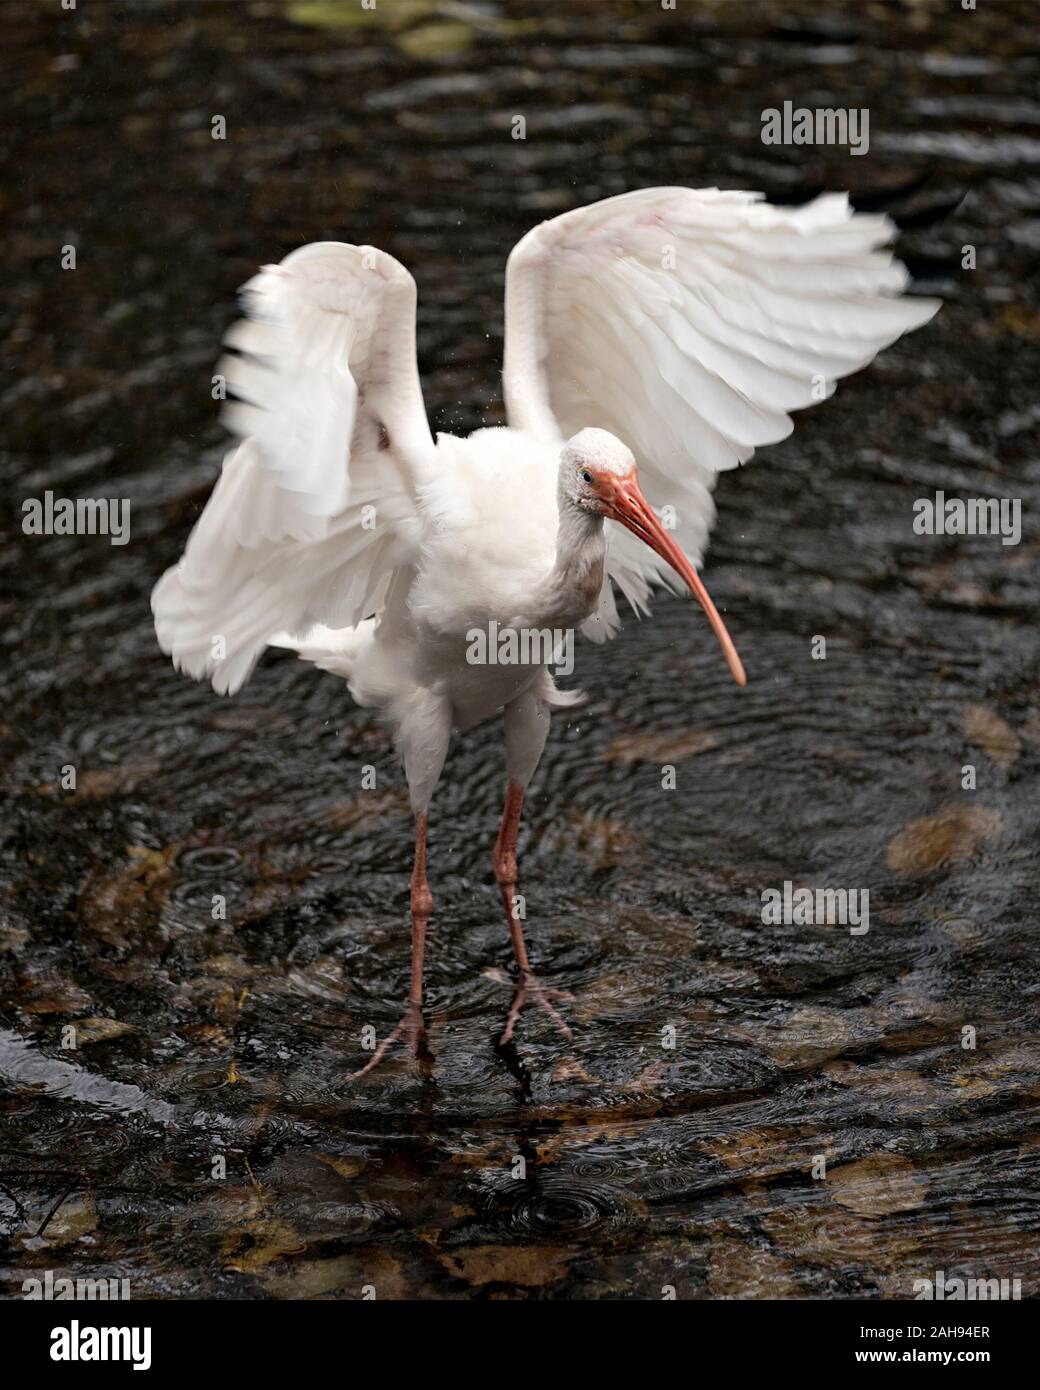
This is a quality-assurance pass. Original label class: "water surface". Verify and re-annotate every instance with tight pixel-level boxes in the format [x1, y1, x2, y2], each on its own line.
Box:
[1, 0, 1038, 1299]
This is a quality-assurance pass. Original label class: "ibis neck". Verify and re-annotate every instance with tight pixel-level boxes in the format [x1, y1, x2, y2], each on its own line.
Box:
[543, 491, 606, 623]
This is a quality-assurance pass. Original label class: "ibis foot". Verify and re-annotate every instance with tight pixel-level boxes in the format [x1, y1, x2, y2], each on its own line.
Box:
[347, 1005, 432, 1081]
[487, 967, 574, 1045]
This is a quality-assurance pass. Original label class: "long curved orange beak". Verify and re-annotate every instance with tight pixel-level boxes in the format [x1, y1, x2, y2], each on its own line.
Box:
[603, 475, 746, 687]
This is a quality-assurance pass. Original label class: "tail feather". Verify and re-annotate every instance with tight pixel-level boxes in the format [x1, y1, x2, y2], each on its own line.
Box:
[269, 620, 375, 681]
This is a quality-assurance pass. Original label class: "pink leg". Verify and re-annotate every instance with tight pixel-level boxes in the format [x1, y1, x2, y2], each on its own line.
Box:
[408, 811, 432, 1009]
[492, 782, 572, 1045]
[349, 813, 432, 1079]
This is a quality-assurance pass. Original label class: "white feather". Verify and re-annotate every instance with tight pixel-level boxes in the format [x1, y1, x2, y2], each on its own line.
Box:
[502, 186, 940, 637]
[152, 242, 434, 694]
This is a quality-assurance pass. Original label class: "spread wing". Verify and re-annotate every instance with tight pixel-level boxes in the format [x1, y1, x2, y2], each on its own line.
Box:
[502, 187, 940, 638]
[152, 242, 434, 693]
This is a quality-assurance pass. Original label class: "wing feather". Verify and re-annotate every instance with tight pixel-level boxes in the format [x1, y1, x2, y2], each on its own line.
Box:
[153, 242, 433, 694]
[503, 186, 939, 639]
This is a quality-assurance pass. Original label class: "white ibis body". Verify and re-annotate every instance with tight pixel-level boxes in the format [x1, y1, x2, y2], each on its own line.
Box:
[153, 187, 938, 1073]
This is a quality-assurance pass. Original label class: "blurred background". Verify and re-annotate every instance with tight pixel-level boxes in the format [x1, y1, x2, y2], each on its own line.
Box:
[1, 0, 1038, 1300]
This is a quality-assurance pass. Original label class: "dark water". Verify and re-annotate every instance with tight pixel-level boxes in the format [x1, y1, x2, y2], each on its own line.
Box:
[2, 0, 1038, 1300]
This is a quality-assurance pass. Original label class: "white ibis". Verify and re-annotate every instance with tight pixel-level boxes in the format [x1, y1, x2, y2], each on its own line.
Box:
[152, 187, 938, 1075]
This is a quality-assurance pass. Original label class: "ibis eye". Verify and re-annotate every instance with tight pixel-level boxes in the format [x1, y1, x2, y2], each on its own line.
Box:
[581, 469, 593, 485]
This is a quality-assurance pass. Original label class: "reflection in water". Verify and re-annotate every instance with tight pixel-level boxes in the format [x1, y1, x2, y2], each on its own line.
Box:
[2, 0, 1039, 1297]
